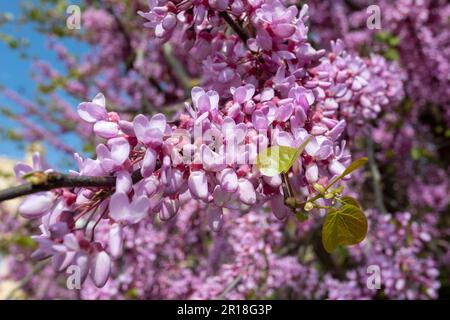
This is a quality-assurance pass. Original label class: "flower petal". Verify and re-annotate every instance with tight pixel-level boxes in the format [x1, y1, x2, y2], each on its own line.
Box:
[159, 198, 179, 221]
[109, 192, 130, 222]
[191, 87, 205, 107]
[93, 121, 119, 139]
[77, 102, 107, 123]
[270, 194, 289, 220]
[238, 178, 257, 205]
[116, 170, 132, 193]
[108, 137, 130, 165]
[108, 223, 123, 259]
[129, 196, 150, 224]
[90, 251, 111, 288]
[212, 185, 231, 206]
[272, 23, 296, 38]
[19, 193, 53, 219]
[188, 171, 209, 200]
[92, 92, 106, 107]
[133, 114, 150, 144]
[141, 148, 157, 178]
[149, 113, 167, 133]
[219, 168, 238, 192]
[74, 252, 90, 284]
[305, 163, 319, 183]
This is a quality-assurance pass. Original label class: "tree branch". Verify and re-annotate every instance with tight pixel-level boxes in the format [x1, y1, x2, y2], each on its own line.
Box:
[367, 136, 387, 213]
[219, 12, 249, 43]
[216, 274, 243, 299]
[344, 0, 364, 11]
[0, 170, 143, 203]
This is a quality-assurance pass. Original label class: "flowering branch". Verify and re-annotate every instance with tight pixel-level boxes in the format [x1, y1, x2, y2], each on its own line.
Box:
[0, 169, 144, 202]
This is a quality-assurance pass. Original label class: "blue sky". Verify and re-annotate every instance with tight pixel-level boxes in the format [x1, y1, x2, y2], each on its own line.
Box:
[0, 0, 87, 169]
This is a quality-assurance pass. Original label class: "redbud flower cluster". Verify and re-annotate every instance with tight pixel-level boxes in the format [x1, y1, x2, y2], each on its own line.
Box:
[6, 0, 432, 296]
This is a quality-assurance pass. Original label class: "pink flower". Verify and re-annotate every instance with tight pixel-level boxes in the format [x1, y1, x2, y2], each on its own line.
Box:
[270, 194, 289, 220]
[108, 223, 124, 259]
[191, 87, 220, 114]
[133, 113, 170, 147]
[109, 192, 150, 224]
[19, 192, 54, 219]
[305, 136, 334, 161]
[188, 171, 210, 201]
[77, 93, 108, 123]
[159, 198, 180, 221]
[90, 251, 111, 288]
[93, 120, 119, 138]
[14, 152, 45, 180]
[237, 178, 257, 205]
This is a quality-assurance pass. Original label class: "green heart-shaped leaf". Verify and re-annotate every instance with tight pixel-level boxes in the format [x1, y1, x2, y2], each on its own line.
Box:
[322, 205, 368, 253]
[340, 196, 361, 208]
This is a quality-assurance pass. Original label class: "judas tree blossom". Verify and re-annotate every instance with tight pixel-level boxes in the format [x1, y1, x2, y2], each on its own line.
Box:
[13, 72, 350, 286]
[314, 39, 406, 130]
[0, 0, 447, 301]
[7, 0, 400, 290]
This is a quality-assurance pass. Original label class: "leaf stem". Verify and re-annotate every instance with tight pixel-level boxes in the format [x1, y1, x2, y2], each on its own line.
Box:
[281, 172, 294, 198]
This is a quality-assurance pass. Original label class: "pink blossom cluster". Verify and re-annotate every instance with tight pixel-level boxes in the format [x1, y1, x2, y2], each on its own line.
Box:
[139, 1, 325, 95]
[10, 1, 378, 289]
[309, 0, 450, 117]
[14, 74, 349, 287]
[3, 199, 442, 299]
[78, 201, 324, 299]
[139, 0, 405, 132]
[313, 40, 405, 130]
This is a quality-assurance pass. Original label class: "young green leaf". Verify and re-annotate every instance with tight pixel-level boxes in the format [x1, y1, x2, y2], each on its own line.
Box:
[22, 171, 47, 185]
[256, 145, 296, 176]
[322, 205, 368, 253]
[256, 137, 311, 177]
[341, 157, 368, 177]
